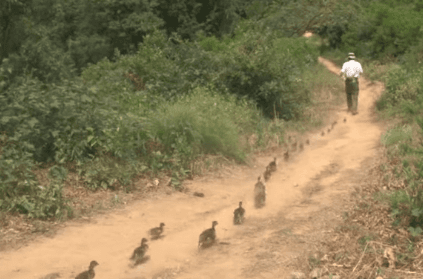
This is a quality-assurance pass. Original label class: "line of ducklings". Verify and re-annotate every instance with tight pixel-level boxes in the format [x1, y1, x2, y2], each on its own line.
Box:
[54, 120, 352, 278]
[60, 223, 165, 279]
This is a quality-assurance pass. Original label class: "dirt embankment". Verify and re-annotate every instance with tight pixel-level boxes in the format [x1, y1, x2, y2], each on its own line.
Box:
[0, 57, 386, 279]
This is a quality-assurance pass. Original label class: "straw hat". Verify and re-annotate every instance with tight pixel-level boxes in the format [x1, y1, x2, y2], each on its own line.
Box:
[348, 52, 356, 59]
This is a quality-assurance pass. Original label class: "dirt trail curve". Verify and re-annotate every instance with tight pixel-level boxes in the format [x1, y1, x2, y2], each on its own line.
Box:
[0, 57, 385, 279]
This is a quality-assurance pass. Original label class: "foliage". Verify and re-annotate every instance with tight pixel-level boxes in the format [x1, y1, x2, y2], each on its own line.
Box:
[381, 121, 423, 237]
[150, 86, 254, 165]
[263, 0, 341, 38]
[341, 2, 422, 59]
[1, 24, 76, 84]
[0, 134, 69, 218]
[78, 154, 146, 190]
[0, 1, 332, 216]
[400, 36, 423, 72]
[223, 27, 318, 119]
[0, 75, 107, 163]
[376, 66, 422, 109]
[0, 0, 28, 62]
[155, 0, 246, 40]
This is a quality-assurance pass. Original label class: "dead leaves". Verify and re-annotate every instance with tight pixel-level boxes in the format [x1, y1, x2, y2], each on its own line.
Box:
[383, 247, 396, 269]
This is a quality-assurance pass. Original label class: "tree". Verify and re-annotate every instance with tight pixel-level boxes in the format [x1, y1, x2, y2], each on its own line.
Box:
[154, 0, 246, 40]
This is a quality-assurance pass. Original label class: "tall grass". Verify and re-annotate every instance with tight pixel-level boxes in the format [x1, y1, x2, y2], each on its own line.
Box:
[150, 86, 259, 164]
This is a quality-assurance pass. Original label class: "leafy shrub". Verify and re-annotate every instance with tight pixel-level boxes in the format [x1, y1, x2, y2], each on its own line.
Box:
[198, 35, 228, 52]
[1, 24, 76, 84]
[0, 134, 68, 218]
[0, 75, 107, 163]
[340, 2, 423, 59]
[400, 37, 423, 73]
[376, 66, 422, 109]
[150, 86, 254, 165]
[222, 31, 317, 119]
[78, 154, 146, 190]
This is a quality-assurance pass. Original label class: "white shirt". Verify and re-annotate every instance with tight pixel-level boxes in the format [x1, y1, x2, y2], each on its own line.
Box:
[341, 60, 363, 78]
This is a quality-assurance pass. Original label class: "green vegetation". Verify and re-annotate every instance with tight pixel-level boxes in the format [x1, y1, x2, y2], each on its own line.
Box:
[1, 0, 343, 219]
[316, 0, 423, 260]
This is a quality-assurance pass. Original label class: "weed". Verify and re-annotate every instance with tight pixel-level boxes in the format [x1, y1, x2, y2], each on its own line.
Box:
[358, 234, 375, 247]
[308, 254, 321, 269]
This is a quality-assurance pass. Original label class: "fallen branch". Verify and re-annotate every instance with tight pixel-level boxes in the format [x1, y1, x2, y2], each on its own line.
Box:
[351, 242, 369, 275]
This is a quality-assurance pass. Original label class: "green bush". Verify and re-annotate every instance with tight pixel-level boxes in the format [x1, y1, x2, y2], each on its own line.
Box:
[400, 37, 423, 72]
[221, 31, 317, 119]
[78, 154, 146, 190]
[381, 120, 423, 236]
[0, 75, 108, 163]
[1, 26, 76, 85]
[150, 86, 255, 164]
[376, 66, 422, 109]
[0, 135, 69, 218]
[340, 2, 423, 59]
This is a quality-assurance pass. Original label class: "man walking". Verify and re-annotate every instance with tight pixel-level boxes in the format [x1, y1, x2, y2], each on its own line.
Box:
[340, 53, 363, 115]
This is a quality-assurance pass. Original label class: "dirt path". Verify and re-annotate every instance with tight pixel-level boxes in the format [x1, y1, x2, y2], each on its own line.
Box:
[0, 57, 385, 279]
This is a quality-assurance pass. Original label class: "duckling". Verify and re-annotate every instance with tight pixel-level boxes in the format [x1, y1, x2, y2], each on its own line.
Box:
[344, 118, 347, 123]
[284, 150, 289, 162]
[193, 192, 204, 197]
[254, 175, 266, 194]
[134, 255, 151, 266]
[268, 157, 278, 172]
[306, 139, 310, 145]
[149, 222, 165, 240]
[254, 176, 266, 208]
[198, 221, 218, 249]
[299, 143, 304, 151]
[327, 128, 331, 133]
[233, 201, 245, 225]
[321, 131, 325, 136]
[254, 181, 267, 208]
[291, 141, 298, 152]
[263, 166, 272, 182]
[75, 261, 99, 279]
[130, 238, 149, 262]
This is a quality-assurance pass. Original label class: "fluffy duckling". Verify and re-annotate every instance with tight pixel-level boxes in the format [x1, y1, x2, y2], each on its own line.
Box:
[233, 201, 245, 225]
[254, 176, 266, 208]
[198, 221, 218, 249]
[268, 157, 278, 173]
[134, 255, 151, 266]
[291, 141, 298, 152]
[344, 118, 347, 123]
[327, 128, 331, 133]
[306, 139, 310, 145]
[130, 238, 149, 262]
[149, 223, 165, 240]
[75, 261, 99, 279]
[321, 131, 325, 136]
[284, 150, 289, 162]
[263, 166, 272, 182]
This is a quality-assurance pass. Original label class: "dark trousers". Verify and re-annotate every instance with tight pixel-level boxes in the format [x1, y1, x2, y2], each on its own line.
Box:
[345, 78, 359, 112]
